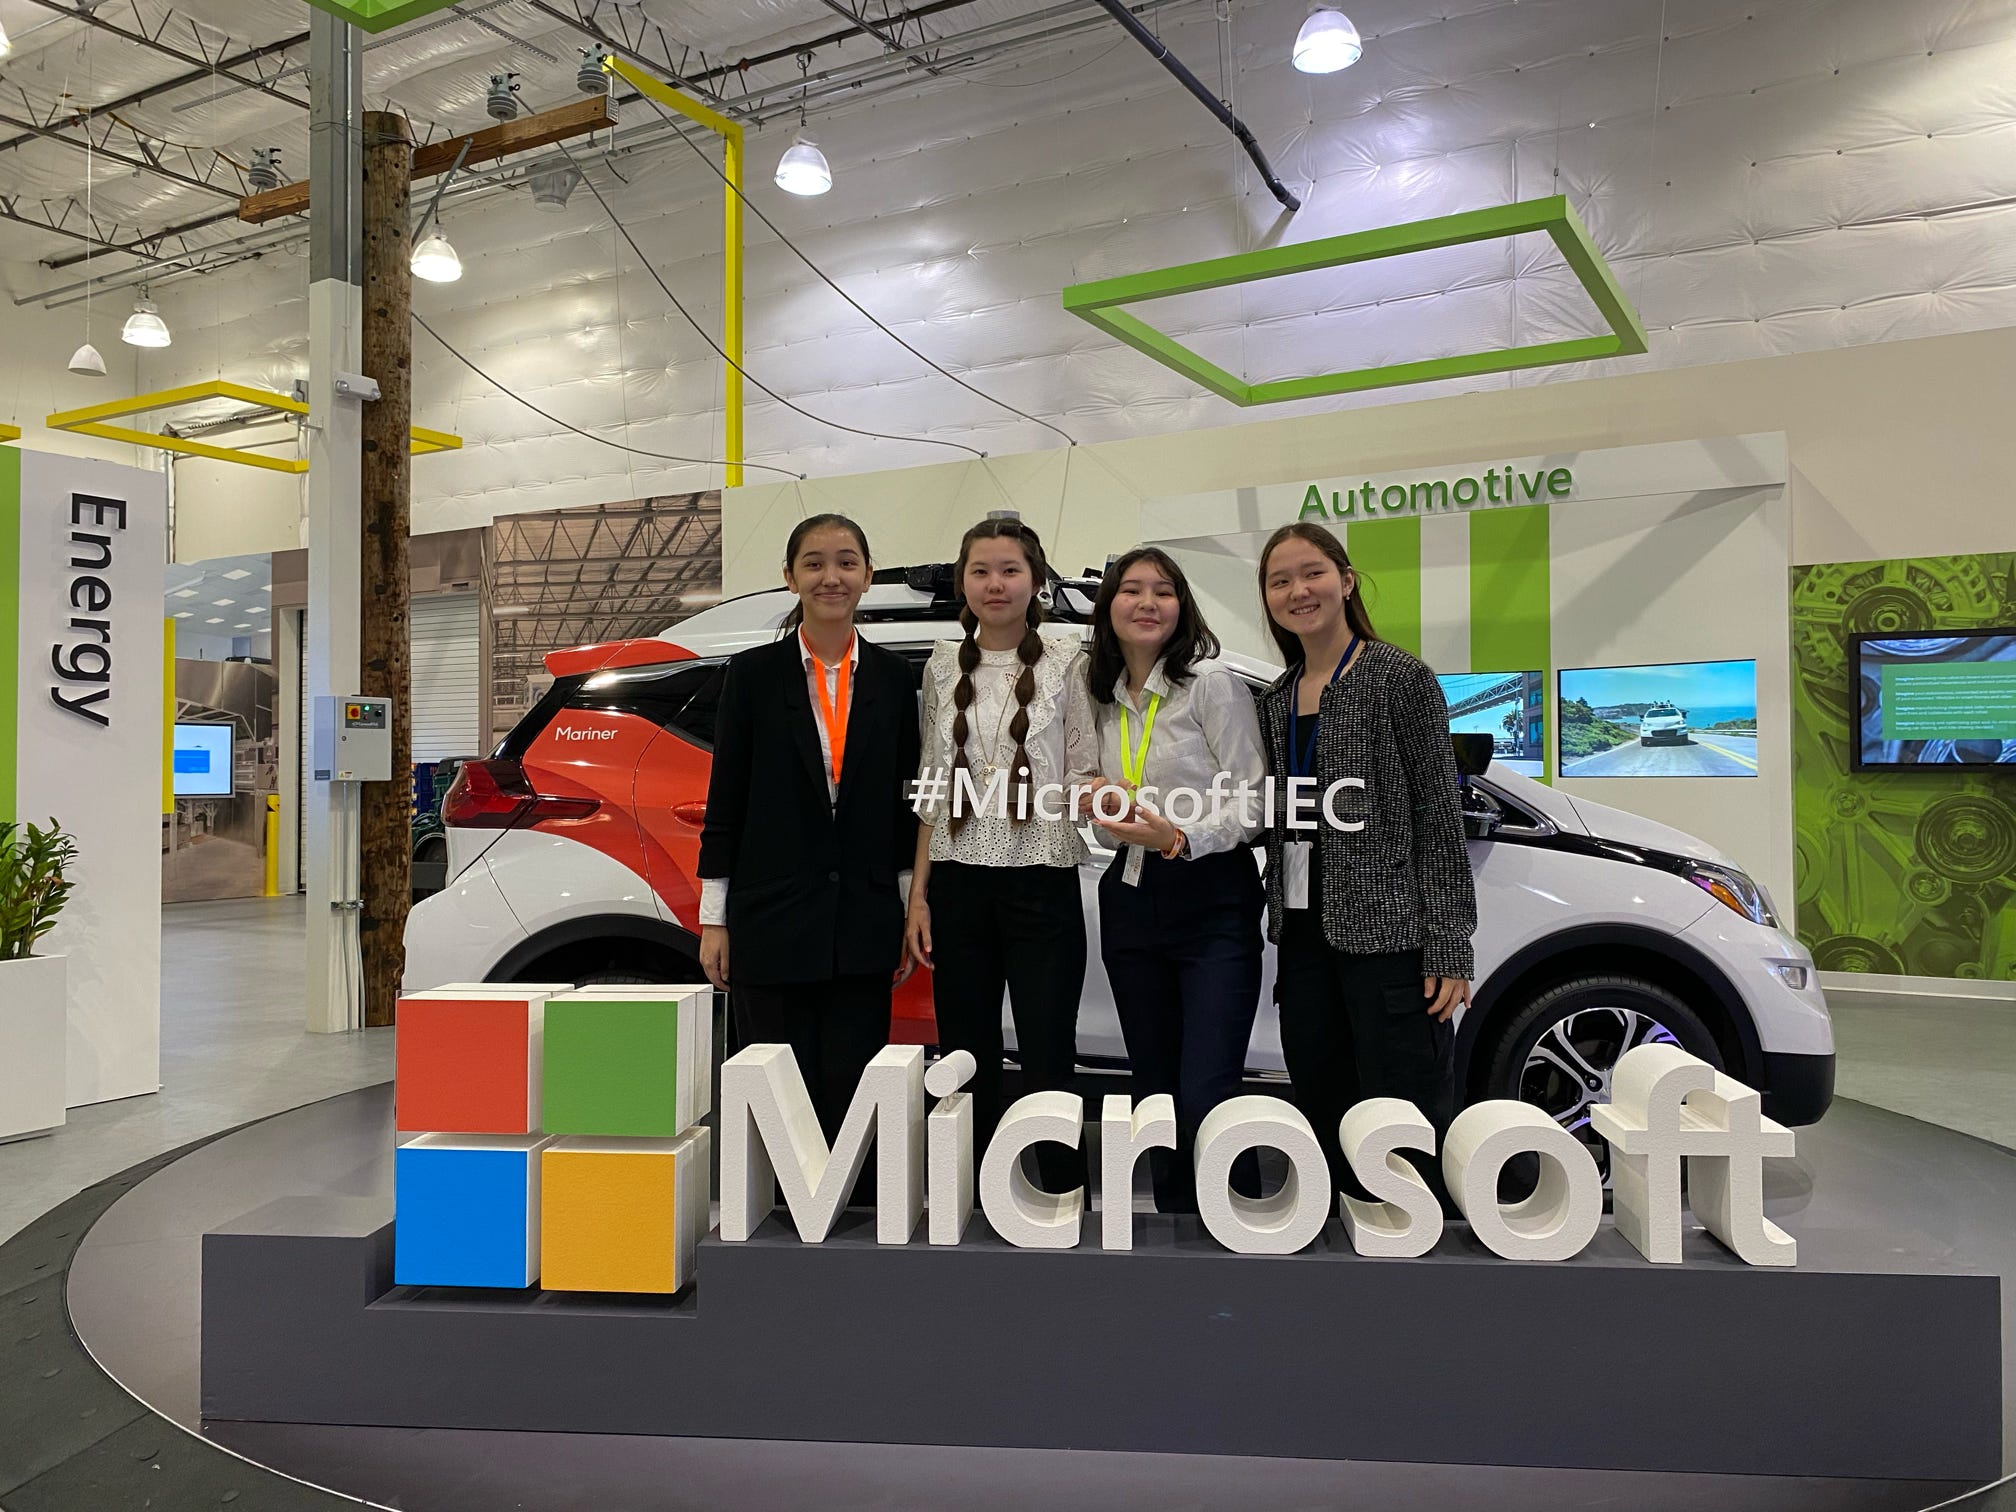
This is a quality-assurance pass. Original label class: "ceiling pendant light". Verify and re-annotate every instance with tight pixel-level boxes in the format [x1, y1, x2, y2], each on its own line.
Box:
[774, 50, 831, 198]
[121, 293, 172, 348]
[1292, 5, 1362, 73]
[774, 135, 831, 197]
[0, 20, 12, 59]
[411, 231, 462, 282]
[64, 96, 108, 377]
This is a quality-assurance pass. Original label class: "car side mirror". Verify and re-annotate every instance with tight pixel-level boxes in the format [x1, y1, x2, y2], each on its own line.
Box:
[1451, 732, 1493, 778]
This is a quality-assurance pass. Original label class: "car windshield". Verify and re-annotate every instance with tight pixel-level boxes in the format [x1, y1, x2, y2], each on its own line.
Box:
[1646, 706, 1679, 717]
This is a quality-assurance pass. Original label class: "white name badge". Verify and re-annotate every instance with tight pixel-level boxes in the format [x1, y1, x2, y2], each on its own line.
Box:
[1122, 845, 1145, 887]
[1284, 840, 1311, 910]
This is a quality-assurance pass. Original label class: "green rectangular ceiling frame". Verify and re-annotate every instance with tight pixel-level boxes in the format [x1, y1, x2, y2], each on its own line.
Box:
[298, 0, 463, 33]
[1060, 195, 1648, 406]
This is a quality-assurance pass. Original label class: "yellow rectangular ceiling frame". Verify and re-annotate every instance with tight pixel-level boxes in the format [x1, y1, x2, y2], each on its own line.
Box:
[604, 57, 744, 487]
[0, 424, 20, 443]
[46, 380, 463, 474]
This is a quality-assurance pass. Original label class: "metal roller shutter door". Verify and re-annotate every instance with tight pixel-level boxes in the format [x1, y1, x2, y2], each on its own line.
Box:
[410, 593, 482, 764]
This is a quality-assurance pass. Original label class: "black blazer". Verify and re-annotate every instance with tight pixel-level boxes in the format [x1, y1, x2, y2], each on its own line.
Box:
[1257, 640, 1477, 980]
[697, 633, 921, 986]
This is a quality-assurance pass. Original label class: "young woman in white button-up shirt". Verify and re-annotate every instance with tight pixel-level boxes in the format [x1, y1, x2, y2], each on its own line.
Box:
[905, 517, 1099, 1193]
[1082, 547, 1268, 1213]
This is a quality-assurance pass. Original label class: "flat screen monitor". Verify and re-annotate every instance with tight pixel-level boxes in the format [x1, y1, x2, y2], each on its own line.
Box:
[1557, 659, 1758, 778]
[172, 722, 234, 797]
[1437, 671, 1544, 777]
[1849, 631, 2016, 771]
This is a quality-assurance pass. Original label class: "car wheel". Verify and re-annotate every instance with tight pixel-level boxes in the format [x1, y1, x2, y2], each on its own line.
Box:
[1482, 976, 1722, 1182]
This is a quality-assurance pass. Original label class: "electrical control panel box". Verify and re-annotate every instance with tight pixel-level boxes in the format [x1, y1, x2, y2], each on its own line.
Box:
[313, 695, 393, 783]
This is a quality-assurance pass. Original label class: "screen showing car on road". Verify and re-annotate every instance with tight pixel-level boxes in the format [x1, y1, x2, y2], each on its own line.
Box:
[1437, 671, 1545, 777]
[1852, 631, 2016, 770]
[1558, 659, 1758, 778]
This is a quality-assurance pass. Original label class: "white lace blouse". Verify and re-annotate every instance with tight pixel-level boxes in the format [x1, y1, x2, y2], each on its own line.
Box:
[916, 631, 1099, 868]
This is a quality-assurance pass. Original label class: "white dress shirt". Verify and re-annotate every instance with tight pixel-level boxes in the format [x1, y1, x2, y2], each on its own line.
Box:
[698, 629, 857, 927]
[1094, 656, 1266, 859]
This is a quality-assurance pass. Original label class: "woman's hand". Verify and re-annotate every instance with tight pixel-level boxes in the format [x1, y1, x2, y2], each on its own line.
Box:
[1423, 975, 1469, 1023]
[700, 924, 730, 993]
[905, 900, 933, 971]
[1075, 775, 1133, 820]
[1097, 801, 1179, 854]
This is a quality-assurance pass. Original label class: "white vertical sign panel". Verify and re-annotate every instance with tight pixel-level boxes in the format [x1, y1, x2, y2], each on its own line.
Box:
[15, 451, 165, 1107]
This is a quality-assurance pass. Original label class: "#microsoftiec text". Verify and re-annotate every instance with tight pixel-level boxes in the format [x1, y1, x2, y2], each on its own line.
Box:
[908, 767, 1370, 831]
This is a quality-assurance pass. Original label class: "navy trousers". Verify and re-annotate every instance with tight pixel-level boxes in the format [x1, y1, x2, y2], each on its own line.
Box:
[1099, 846, 1265, 1213]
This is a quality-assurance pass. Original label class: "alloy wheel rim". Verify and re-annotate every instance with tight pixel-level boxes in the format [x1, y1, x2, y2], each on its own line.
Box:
[1519, 1006, 1683, 1176]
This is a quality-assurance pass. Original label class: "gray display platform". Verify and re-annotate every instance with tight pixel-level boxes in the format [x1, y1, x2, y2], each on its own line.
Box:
[201, 1198, 2002, 1481]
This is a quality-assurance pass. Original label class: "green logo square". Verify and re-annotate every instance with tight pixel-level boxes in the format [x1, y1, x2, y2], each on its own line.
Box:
[542, 998, 684, 1137]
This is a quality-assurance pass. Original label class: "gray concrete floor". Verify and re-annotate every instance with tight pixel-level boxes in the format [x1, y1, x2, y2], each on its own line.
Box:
[0, 896, 392, 1246]
[1829, 990, 2016, 1150]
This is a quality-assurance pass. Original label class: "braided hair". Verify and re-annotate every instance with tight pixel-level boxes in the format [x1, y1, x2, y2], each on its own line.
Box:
[948, 518, 1050, 837]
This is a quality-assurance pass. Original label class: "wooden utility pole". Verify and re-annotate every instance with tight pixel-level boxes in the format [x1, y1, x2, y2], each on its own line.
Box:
[358, 109, 413, 1027]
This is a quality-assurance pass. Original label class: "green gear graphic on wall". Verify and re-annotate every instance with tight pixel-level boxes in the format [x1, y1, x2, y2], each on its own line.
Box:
[1790, 553, 2016, 981]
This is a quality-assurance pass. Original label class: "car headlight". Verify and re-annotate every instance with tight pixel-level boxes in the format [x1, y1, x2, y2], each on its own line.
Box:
[1682, 860, 1777, 927]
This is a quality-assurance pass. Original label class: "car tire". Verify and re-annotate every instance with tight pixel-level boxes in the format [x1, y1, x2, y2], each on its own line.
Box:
[1480, 975, 1722, 1183]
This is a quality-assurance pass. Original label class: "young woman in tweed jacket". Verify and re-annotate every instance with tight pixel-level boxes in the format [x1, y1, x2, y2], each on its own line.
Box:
[1256, 521, 1478, 1197]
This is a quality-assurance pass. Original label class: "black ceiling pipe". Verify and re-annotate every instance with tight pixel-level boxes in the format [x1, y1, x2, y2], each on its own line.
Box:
[1088, 0, 1301, 212]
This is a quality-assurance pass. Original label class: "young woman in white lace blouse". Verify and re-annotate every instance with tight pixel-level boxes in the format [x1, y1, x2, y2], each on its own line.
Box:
[905, 517, 1099, 1192]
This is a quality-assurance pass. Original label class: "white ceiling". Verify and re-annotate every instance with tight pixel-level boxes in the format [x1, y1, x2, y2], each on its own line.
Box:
[8, 0, 2016, 531]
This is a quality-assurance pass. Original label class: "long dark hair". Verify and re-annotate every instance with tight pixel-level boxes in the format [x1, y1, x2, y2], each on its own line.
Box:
[1088, 547, 1220, 705]
[778, 512, 872, 635]
[1256, 522, 1379, 668]
[948, 517, 1049, 836]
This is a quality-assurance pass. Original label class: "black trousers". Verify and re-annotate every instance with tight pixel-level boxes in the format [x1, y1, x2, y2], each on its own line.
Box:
[927, 860, 1085, 1193]
[1099, 847, 1263, 1212]
[733, 974, 892, 1207]
[1275, 910, 1454, 1200]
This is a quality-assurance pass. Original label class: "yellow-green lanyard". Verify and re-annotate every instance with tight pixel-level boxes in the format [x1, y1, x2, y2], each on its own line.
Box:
[1119, 693, 1161, 788]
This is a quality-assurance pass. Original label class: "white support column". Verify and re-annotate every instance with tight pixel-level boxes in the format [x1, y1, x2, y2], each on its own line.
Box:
[305, 10, 365, 1034]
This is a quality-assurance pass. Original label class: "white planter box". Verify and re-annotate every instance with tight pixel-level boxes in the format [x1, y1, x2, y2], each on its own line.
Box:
[0, 955, 67, 1142]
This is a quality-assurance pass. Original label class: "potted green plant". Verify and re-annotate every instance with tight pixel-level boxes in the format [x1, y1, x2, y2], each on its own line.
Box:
[0, 819, 78, 1142]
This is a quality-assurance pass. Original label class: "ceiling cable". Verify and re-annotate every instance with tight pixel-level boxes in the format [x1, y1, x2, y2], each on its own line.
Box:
[556, 140, 987, 459]
[613, 97, 1079, 446]
[412, 310, 805, 479]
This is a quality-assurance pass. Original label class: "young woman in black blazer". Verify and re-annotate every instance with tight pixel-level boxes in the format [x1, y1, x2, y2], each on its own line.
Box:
[698, 513, 921, 1145]
[1255, 521, 1478, 1198]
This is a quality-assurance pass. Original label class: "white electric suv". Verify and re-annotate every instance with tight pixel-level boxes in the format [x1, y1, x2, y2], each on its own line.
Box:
[406, 567, 1836, 1165]
[1640, 705, 1690, 745]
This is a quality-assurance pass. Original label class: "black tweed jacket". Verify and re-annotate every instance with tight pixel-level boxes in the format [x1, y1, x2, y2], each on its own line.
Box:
[1259, 639, 1478, 980]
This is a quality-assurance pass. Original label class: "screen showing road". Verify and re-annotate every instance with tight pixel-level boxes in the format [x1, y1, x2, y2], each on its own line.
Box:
[1854, 632, 2016, 769]
[172, 723, 234, 797]
[1437, 671, 1545, 777]
[1558, 660, 1758, 778]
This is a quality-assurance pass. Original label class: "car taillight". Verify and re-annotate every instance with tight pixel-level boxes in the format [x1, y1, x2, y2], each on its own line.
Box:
[440, 758, 598, 830]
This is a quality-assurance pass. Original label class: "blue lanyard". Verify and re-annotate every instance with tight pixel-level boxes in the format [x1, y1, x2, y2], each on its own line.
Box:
[1287, 636, 1358, 779]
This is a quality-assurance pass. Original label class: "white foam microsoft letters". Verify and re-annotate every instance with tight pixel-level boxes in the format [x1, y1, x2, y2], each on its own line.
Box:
[978, 1090, 1084, 1249]
[1195, 1096, 1331, 1255]
[719, 1043, 924, 1244]
[1592, 1043, 1796, 1266]
[925, 1050, 977, 1246]
[1099, 1094, 1176, 1251]
[1444, 1100, 1603, 1261]
[1337, 1098, 1445, 1258]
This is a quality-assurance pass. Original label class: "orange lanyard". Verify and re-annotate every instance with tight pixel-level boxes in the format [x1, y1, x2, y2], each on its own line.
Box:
[809, 643, 851, 786]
